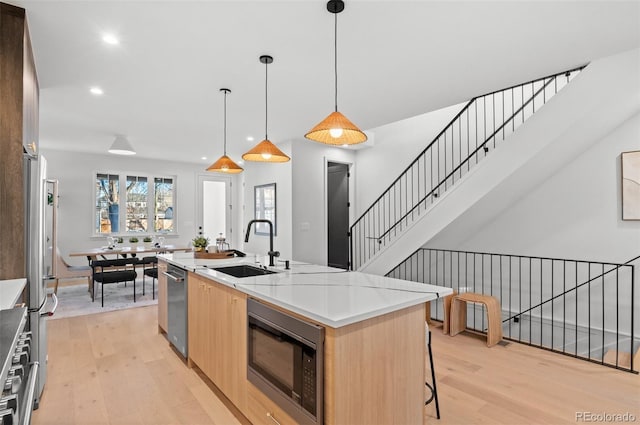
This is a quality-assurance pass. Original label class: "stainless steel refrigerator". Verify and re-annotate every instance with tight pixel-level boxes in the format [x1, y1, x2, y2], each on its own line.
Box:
[23, 152, 58, 408]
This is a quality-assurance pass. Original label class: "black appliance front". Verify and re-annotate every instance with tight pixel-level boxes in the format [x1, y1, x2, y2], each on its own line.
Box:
[247, 299, 324, 425]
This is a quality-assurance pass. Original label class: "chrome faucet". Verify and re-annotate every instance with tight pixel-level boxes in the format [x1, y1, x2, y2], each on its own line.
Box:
[244, 219, 279, 266]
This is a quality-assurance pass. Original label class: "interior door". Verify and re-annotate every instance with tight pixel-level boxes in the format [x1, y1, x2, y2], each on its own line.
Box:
[196, 174, 231, 246]
[327, 162, 349, 269]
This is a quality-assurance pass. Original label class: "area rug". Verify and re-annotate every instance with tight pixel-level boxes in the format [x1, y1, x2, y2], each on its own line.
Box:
[50, 279, 157, 319]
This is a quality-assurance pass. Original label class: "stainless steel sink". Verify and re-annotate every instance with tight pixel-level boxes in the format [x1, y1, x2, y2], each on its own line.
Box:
[213, 264, 276, 278]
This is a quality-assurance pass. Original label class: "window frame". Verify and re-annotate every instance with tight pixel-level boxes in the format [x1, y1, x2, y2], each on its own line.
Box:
[93, 171, 177, 237]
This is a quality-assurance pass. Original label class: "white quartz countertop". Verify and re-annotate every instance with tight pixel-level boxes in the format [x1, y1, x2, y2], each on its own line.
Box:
[0, 278, 27, 310]
[159, 253, 452, 328]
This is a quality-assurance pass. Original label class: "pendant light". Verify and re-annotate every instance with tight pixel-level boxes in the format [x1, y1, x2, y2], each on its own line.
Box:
[108, 135, 136, 155]
[207, 88, 244, 174]
[242, 55, 290, 163]
[305, 0, 367, 145]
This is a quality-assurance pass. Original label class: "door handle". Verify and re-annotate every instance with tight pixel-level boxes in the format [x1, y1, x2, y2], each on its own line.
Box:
[40, 293, 58, 317]
[162, 271, 184, 282]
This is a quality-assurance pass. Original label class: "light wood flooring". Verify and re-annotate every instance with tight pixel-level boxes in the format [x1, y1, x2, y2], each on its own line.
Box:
[32, 305, 639, 425]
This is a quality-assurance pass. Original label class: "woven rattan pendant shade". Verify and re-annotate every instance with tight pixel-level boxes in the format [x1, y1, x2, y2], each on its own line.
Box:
[242, 139, 290, 162]
[305, 0, 367, 146]
[305, 111, 367, 145]
[243, 55, 290, 163]
[207, 88, 244, 174]
[206, 155, 243, 173]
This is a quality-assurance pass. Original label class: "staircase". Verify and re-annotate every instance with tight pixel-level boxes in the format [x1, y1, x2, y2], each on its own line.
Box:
[351, 48, 640, 276]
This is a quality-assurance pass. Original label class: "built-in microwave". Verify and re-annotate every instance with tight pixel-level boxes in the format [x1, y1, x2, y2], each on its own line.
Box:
[247, 298, 324, 425]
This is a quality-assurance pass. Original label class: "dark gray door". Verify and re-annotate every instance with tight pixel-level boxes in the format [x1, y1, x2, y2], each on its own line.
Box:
[327, 162, 349, 269]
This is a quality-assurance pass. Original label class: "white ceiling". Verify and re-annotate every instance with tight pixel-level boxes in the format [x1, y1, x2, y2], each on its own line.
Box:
[12, 0, 640, 165]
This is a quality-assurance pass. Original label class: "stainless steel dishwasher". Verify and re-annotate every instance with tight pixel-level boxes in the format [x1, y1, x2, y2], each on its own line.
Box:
[165, 264, 188, 358]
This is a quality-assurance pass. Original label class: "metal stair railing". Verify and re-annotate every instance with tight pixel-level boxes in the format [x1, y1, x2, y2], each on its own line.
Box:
[350, 66, 585, 270]
[387, 248, 639, 373]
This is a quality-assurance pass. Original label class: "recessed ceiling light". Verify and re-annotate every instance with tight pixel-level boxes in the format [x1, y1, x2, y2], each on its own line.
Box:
[90, 87, 104, 95]
[246, 136, 254, 142]
[238, 160, 244, 165]
[102, 34, 119, 45]
[201, 156, 207, 160]
[342, 144, 349, 148]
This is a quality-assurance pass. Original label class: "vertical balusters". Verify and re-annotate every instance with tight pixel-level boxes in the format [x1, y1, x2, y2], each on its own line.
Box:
[575, 261, 578, 357]
[601, 263, 605, 364]
[588, 262, 592, 361]
[551, 260, 554, 350]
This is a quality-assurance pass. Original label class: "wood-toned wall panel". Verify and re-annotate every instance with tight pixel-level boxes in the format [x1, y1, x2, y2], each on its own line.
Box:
[0, 3, 26, 280]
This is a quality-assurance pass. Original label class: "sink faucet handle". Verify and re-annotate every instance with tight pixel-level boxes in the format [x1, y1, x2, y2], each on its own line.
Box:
[277, 259, 290, 270]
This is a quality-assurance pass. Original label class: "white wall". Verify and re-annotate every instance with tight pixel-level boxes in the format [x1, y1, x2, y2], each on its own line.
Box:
[432, 111, 640, 264]
[41, 149, 229, 266]
[353, 102, 466, 217]
[240, 141, 293, 260]
[291, 140, 355, 265]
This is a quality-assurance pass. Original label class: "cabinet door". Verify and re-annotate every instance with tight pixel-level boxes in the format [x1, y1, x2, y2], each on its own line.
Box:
[157, 261, 168, 332]
[205, 282, 247, 410]
[221, 284, 247, 410]
[188, 273, 208, 371]
[246, 383, 296, 425]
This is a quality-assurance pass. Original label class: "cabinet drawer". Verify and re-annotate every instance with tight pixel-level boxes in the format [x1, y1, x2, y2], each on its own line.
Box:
[246, 383, 297, 425]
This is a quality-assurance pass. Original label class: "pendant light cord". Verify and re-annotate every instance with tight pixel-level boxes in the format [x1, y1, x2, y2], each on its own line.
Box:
[223, 89, 228, 155]
[265, 60, 269, 140]
[334, 11, 338, 112]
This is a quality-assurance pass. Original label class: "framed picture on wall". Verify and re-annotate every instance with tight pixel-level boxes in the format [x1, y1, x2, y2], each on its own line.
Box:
[254, 183, 277, 235]
[622, 150, 640, 220]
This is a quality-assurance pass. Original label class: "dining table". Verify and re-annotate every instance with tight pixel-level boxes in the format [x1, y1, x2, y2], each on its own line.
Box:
[69, 244, 192, 262]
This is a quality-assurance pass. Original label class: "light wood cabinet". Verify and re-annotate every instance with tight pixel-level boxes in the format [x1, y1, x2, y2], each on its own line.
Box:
[187, 273, 247, 411]
[188, 273, 211, 375]
[246, 383, 297, 425]
[157, 260, 168, 333]
[186, 272, 426, 425]
[212, 283, 247, 410]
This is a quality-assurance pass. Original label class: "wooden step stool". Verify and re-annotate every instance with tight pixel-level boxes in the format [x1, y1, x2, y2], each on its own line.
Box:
[449, 292, 502, 347]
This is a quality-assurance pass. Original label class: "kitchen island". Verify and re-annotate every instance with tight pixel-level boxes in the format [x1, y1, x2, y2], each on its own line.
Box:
[158, 252, 452, 425]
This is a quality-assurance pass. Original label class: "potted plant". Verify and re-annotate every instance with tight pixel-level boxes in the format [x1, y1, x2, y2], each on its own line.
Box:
[143, 236, 154, 248]
[192, 236, 209, 252]
[128, 236, 139, 245]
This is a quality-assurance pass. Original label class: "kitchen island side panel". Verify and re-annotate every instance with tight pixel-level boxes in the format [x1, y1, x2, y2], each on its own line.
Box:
[324, 303, 426, 425]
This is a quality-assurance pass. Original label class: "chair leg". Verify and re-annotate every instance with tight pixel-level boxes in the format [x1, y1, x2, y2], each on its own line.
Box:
[102, 283, 104, 308]
[425, 330, 441, 419]
[133, 279, 136, 303]
[142, 272, 146, 296]
[152, 276, 156, 300]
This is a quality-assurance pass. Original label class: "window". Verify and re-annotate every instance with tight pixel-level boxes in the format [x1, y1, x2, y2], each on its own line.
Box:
[254, 183, 276, 235]
[154, 177, 174, 232]
[126, 176, 148, 232]
[94, 172, 176, 235]
[96, 173, 120, 233]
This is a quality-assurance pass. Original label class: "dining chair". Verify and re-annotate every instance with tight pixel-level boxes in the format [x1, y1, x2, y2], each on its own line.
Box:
[91, 257, 139, 307]
[141, 256, 158, 299]
[53, 247, 92, 295]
